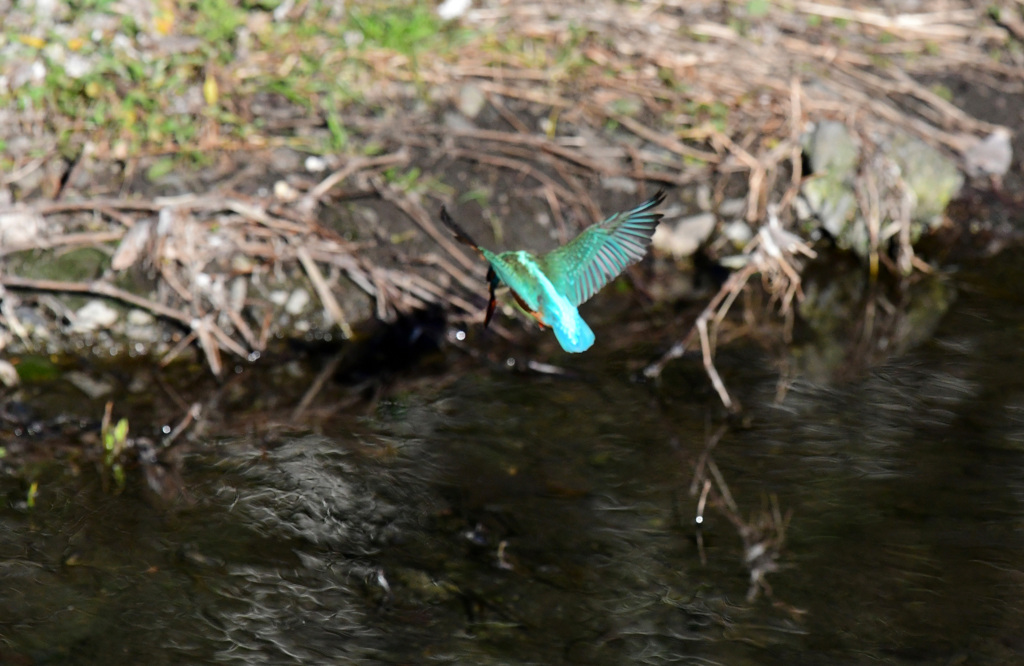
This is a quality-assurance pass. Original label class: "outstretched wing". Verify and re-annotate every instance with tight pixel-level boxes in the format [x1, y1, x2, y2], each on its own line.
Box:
[540, 189, 666, 306]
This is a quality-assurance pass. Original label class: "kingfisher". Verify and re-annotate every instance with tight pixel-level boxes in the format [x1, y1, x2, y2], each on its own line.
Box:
[440, 189, 666, 353]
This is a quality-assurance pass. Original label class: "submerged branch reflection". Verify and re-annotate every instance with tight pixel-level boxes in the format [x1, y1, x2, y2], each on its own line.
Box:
[690, 423, 793, 604]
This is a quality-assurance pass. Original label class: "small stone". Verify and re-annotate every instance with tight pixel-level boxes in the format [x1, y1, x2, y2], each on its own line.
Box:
[891, 133, 963, 226]
[963, 127, 1013, 178]
[804, 120, 859, 176]
[0, 209, 43, 246]
[652, 212, 716, 258]
[127, 309, 155, 326]
[73, 300, 119, 332]
[285, 288, 310, 316]
[0, 360, 19, 387]
[65, 371, 114, 399]
[268, 147, 303, 172]
[800, 121, 861, 247]
[194, 272, 213, 290]
[457, 83, 487, 119]
[722, 220, 753, 247]
[64, 53, 93, 79]
[304, 155, 327, 173]
[14, 307, 49, 338]
[273, 180, 300, 202]
[718, 198, 747, 218]
[229, 277, 248, 312]
[438, 0, 471, 20]
[695, 184, 712, 212]
[125, 309, 159, 342]
[443, 110, 476, 132]
[10, 60, 46, 90]
[231, 254, 255, 273]
[599, 176, 638, 194]
[111, 219, 153, 270]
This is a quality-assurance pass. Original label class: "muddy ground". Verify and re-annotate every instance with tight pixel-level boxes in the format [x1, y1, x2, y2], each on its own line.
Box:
[1, 0, 1023, 396]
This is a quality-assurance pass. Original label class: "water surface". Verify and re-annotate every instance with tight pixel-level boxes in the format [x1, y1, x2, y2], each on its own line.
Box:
[2, 250, 1024, 664]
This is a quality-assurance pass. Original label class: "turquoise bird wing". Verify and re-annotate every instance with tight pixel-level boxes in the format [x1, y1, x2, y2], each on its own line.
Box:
[540, 190, 666, 307]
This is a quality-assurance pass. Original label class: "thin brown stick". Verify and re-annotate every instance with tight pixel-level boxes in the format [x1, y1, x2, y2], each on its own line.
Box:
[296, 245, 354, 339]
[160, 330, 198, 367]
[375, 181, 480, 277]
[1, 275, 192, 325]
[305, 149, 411, 204]
[193, 316, 223, 376]
[0, 230, 125, 257]
[485, 92, 532, 134]
[448, 148, 577, 207]
[292, 350, 347, 421]
[600, 110, 720, 164]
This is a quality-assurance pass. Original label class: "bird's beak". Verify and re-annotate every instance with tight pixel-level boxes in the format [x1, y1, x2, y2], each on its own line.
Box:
[484, 266, 497, 328]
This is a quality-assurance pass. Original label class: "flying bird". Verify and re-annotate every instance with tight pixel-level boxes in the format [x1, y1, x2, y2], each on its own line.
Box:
[440, 190, 666, 352]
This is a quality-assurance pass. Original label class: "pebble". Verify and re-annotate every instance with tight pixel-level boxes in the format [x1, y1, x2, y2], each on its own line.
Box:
[963, 128, 1013, 178]
[443, 111, 476, 132]
[304, 155, 328, 173]
[722, 220, 753, 247]
[438, 0, 471, 20]
[457, 83, 486, 119]
[0, 210, 43, 246]
[599, 176, 638, 194]
[127, 309, 154, 326]
[65, 371, 114, 399]
[0, 360, 19, 387]
[285, 288, 310, 315]
[652, 212, 716, 258]
[73, 300, 119, 332]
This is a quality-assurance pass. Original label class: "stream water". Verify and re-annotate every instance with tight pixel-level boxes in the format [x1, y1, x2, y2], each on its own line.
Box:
[2, 248, 1024, 664]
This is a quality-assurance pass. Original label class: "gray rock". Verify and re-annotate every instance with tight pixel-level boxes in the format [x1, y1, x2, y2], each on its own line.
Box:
[800, 121, 860, 246]
[963, 127, 1013, 178]
[722, 219, 753, 247]
[65, 371, 114, 399]
[804, 120, 860, 175]
[652, 212, 715, 258]
[0, 209, 43, 246]
[285, 288, 311, 316]
[73, 300, 119, 333]
[443, 110, 476, 132]
[0, 360, 19, 387]
[457, 83, 487, 119]
[891, 132, 963, 227]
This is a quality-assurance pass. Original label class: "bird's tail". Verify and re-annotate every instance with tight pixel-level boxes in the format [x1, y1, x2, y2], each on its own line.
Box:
[552, 313, 596, 353]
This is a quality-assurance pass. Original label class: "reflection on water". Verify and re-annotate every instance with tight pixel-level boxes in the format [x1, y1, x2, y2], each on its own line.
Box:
[2, 251, 1024, 664]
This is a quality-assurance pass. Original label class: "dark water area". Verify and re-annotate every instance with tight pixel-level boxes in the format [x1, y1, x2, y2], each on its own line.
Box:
[3, 248, 1024, 665]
